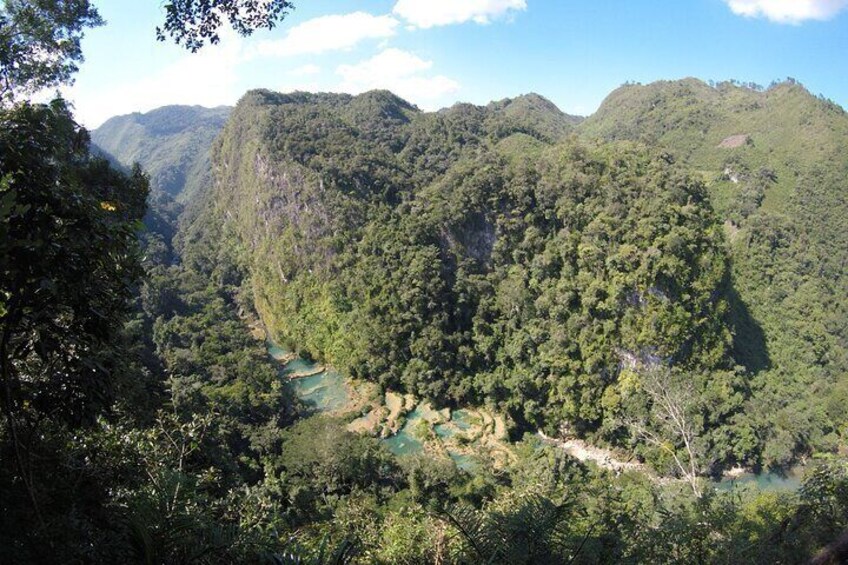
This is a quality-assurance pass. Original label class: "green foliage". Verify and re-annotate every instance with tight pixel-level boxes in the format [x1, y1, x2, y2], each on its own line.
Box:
[119, 83, 847, 562]
[0, 99, 147, 562]
[5, 75, 848, 563]
[157, 0, 294, 52]
[0, 0, 103, 102]
[580, 78, 848, 466]
[270, 416, 399, 524]
[442, 493, 580, 564]
[0, 98, 291, 562]
[0, 99, 147, 426]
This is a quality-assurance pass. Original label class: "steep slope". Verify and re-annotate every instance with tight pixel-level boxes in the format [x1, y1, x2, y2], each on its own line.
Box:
[580, 79, 848, 465]
[92, 105, 231, 204]
[183, 88, 754, 470]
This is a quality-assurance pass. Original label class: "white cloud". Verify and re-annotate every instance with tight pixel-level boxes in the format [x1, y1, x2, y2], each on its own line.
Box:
[253, 12, 398, 57]
[69, 30, 244, 128]
[724, 0, 848, 23]
[275, 66, 327, 94]
[290, 64, 321, 76]
[393, 0, 526, 28]
[336, 48, 459, 108]
[68, 10, 399, 127]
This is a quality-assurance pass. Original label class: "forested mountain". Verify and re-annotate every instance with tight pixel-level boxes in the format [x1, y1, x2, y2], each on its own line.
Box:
[91, 105, 231, 252]
[168, 80, 847, 476]
[137, 82, 846, 560]
[579, 78, 848, 467]
[92, 104, 231, 204]
[172, 87, 730, 475]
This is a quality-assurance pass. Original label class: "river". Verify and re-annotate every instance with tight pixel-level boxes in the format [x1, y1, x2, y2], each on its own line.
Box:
[268, 341, 483, 471]
[268, 341, 802, 490]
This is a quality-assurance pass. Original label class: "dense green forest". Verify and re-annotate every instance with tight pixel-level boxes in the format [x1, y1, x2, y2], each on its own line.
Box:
[581, 78, 848, 467]
[68, 81, 848, 562]
[2, 2, 848, 561]
[179, 84, 847, 474]
[90, 105, 231, 254]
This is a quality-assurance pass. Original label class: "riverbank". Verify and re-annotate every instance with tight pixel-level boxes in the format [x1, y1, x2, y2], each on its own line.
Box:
[349, 389, 515, 469]
[537, 430, 805, 492]
[537, 430, 644, 473]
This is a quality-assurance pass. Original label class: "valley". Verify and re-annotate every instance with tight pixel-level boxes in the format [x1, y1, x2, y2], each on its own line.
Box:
[4, 2, 848, 561]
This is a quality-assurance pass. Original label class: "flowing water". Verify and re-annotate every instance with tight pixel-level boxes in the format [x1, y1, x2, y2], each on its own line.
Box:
[714, 469, 803, 492]
[435, 409, 473, 439]
[269, 341, 479, 467]
[384, 406, 428, 456]
[448, 452, 478, 472]
[289, 369, 350, 412]
[267, 343, 289, 361]
[383, 426, 425, 456]
[268, 342, 350, 412]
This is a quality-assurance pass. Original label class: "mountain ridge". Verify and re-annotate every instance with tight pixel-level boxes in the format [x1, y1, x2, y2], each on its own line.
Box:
[91, 104, 232, 204]
[100, 80, 848, 469]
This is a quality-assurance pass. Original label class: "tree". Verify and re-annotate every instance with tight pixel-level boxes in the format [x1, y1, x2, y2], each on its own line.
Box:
[1, 0, 296, 104]
[0, 99, 147, 533]
[156, 0, 294, 52]
[625, 368, 704, 497]
[0, 98, 148, 423]
[0, 0, 103, 103]
[440, 492, 582, 563]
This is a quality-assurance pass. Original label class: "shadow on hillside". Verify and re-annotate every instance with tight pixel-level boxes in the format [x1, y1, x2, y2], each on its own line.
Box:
[726, 286, 770, 374]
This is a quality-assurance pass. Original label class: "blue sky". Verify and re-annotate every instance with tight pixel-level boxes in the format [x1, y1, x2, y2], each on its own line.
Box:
[66, 0, 848, 127]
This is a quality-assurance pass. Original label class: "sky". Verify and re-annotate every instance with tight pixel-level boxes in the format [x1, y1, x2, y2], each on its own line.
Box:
[64, 0, 848, 128]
